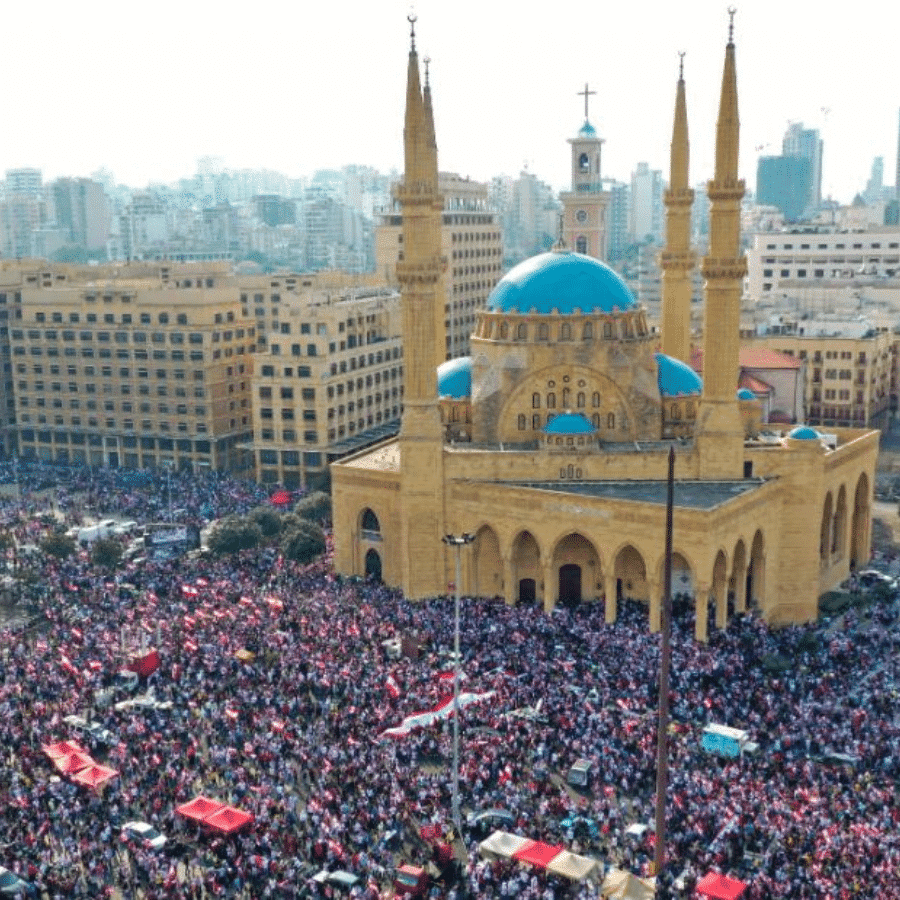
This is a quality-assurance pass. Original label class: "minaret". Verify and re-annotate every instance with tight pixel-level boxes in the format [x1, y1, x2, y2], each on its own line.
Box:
[397, 16, 447, 598]
[659, 54, 696, 365]
[695, 11, 747, 478]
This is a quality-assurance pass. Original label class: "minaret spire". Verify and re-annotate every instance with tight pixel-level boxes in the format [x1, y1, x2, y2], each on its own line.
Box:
[396, 15, 448, 599]
[660, 52, 695, 364]
[695, 10, 747, 477]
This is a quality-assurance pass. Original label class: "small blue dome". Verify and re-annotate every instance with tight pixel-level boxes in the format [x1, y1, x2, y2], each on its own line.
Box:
[655, 353, 703, 397]
[487, 251, 637, 316]
[789, 425, 820, 441]
[737, 388, 756, 401]
[437, 356, 472, 399]
[578, 120, 597, 137]
[544, 412, 595, 435]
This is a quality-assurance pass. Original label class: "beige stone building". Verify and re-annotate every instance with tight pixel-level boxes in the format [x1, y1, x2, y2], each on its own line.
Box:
[10, 260, 254, 472]
[741, 316, 896, 430]
[246, 273, 403, 489]
[375, 171, 503, 362]
[332, 21, 879, 639]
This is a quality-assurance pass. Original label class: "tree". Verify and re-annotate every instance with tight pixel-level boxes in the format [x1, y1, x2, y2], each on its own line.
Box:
[249, 505, 284, 538]
[91, 538, 123, 570]
[280, 520, 326, 565]
[40, 532, 76, 560]
[207, 516, 262, 555]
[294, 491, 332, 526]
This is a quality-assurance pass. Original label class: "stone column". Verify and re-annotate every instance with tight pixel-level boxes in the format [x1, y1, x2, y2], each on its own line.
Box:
[648, 576, 662, 633]
[695, 582, 711, 642]
[542, 557, 555, 614]
[733, 562, 747, 613]
[604, 573, 618, 625]
[502, 555, 515, 606]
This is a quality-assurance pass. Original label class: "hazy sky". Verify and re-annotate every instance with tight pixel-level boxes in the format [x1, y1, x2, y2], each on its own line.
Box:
[4, 0, 898, 203]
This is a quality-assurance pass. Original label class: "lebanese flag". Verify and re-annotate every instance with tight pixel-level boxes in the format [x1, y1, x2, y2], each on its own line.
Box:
[381, 690, 496, 738]
[385, 675, 401, 699]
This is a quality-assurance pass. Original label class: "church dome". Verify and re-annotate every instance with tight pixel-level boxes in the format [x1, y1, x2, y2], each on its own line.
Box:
[578, 120, 597, 137]
[655, 353, 703, 397]
[437, 356, 472, 399]
[486, 250, 637, 316]
[544, 412, 595, 435]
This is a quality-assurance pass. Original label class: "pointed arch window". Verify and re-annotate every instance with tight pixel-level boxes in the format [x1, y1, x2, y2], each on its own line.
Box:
[560, 323, 572, 341]
[538, 323, 549, 341]
[603, 322, 612, 338]
[516, 323, 527, 340]
[577, 392, 585, 408]
[607, 412, 616, 429]
[562, 387, 571, 408]
[592, 413, 601, 429]
[517, 414, 526, 430]
[532, 392, 541, 409]
[582, 322, 593, 340]
[532, 414, 541, 429]
[592, 392, 601, 408]
[576, 237, 588, 254]
[547, 392, 556, 409]
[579, 152, 590, 171]
[499, 322, 508, 339]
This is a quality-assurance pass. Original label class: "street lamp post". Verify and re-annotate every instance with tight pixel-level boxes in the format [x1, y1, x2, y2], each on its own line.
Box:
[442, 531, 475, 840]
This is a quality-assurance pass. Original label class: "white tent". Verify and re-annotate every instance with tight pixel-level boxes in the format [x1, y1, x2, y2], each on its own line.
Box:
[478, 830, 530, 860]
[600, 867, 656, 899]
[546, 849, 599, 882]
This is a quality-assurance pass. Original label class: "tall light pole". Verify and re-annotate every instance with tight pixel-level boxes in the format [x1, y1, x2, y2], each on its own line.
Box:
[442, 531, 475, 840]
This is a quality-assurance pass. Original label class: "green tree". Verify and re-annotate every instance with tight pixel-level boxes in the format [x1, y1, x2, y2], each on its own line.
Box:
[249, 505, 284, 538]
[91, 537, 123, 570]
[280, 520, 326, 564]
[294, 491, 332, 526]
[40, 532, 76, 560]
[207, 516, 262, 555]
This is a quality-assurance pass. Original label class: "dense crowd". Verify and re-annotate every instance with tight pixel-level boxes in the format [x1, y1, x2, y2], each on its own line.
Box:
[0, 466, 898, 899]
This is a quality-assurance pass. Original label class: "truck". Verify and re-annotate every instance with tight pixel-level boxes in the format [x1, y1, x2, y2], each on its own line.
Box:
[77, 519, 117, 545]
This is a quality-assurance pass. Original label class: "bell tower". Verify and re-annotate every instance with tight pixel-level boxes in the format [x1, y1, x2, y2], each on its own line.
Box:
[560, 83, 611, 260]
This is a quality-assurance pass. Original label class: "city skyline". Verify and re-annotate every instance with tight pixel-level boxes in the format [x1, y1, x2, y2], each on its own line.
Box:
[2, 0, 898, 204]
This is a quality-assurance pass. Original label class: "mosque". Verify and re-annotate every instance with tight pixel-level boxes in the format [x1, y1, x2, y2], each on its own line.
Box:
[331, 17, 879, 639]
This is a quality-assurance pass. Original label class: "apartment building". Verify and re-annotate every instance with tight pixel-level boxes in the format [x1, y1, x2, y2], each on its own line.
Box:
[742, 315, 896, 430]
[13, 264, 254, 473]
[375, 172, 503, 360]
[246, 274, 402, 489]
[747, 227, 900, 301]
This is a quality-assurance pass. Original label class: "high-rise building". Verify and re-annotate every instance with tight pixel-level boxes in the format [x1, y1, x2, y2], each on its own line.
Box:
[50, 177, 112, 252]
[4, 168, 42, 197]
[783, 122, 823, 208]
[375, 172, 503, 360]
[629, 162, 665, 244]
[756, 155, 812, 222]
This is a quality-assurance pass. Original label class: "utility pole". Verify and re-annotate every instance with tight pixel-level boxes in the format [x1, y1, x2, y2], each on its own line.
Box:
[442, 532, 475, 841]
[654, 446, 675, 878]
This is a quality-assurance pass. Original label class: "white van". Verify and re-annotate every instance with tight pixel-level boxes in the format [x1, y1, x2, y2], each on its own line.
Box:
[77, 519, 117, 545]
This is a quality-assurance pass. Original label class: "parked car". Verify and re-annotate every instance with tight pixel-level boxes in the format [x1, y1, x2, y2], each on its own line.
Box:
[311, 870, 360, 893]
[857, 569, 896, 590]
[122, 821, 168, 851]
[63, 714, 118, 748]
[0, 866, 35, 896]
[466, 808, 516, 839]
[566, 758, 593, 789]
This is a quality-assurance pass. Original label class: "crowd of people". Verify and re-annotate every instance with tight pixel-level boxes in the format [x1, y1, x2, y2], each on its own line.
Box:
[0, 465, 898, 899]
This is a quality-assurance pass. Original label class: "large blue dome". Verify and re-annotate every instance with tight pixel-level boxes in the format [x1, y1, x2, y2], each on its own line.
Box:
[437, 356, 472, 399]
[486, 250, 638, 316]
[655, 353, 703, 397]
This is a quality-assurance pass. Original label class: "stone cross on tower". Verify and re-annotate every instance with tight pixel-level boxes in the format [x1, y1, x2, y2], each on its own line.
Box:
[578, 83, 596, 120]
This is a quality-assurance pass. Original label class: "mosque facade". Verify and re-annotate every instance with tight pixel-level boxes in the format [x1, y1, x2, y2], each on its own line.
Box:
[331, 19, 878, 640]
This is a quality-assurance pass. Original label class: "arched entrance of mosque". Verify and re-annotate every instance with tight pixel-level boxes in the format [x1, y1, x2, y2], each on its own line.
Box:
[364, 548, 382, 581]
[552, 533, 600, 609]
[729, 540, 748, 615]
[709, 550, 728, 633]
[670, 552, 694, 622]
[519, 578, 537, 604]
[512, 530, 541, 605]
[820, 492, 833, 567]
[748, 530, 765, 610]
[833, 486, 847, 560]
[850, 473, 870, 570]
[558, 565, 582, 605]
[473, 525, 502, 599]
[360, 508, 380, 537]
[614, 545, 647, 620]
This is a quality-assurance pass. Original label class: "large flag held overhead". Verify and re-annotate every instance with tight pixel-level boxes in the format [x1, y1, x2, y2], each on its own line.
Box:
[381, 690, 496, 738]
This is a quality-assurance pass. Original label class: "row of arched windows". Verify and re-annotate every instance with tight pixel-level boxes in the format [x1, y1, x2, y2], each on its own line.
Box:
[533, 391, 603, 410]
[488, 318, 641, 342]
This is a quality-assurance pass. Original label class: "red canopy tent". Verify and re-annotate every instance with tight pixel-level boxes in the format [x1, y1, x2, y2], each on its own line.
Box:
[53, 750, 95, 775]
[71, 764, 118, 789]
[696, 872, 747, 900]
[204, 806, 254, 834]
[512, 840, 564, 870]
[176, 796, 226, 823]
[128, 649, 160, 677]
[43, 740, 87, 760]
